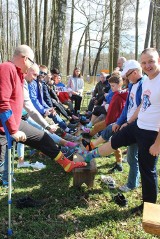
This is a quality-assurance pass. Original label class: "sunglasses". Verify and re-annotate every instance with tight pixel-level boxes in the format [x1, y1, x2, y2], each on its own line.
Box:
[126, 70, 135, 78]
[28, 57, 35, 65]
[39, 71, 47, 76]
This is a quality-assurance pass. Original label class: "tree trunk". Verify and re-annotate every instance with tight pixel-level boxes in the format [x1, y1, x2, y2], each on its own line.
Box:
[51, 0, 67, 71]
[81, 26, 88, 75]
[42, 0, 48, 65]
[113, 0, 122, 69]
[135, 0, 139, 60]
[109, 0, 113, 73]
[74, 29, 86, 68]
[18, 0, 25, 44]
[144, 1, 153, 49]
[25, 0, 31, 46]
[67, 0, 74, 75]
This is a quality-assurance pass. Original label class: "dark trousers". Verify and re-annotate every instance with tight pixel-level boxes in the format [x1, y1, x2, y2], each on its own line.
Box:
[92, 105, 106, 116]
[71, 95, 82, 113]
[0, 120, 60, 160]
[52, 99, 69, 120]
[111, 122, 158, 203]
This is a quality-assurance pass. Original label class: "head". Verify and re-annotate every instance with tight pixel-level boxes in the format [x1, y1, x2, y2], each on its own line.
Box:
[100, 72, 108, 83]
[117, 57, 126, 70]
[140, 48, 160, 79]
[12, 45, 34, 74]
[25, 64, 39, 83]
[73, 67, 81, 77]
[38, 65, 48, 82]
[121, 60, 142, 84]
[108, 74, 123, 92]
[53, 74, 61, 85]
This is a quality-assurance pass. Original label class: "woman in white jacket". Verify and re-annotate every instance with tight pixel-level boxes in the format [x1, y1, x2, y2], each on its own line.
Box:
[67, 67, 84, 114]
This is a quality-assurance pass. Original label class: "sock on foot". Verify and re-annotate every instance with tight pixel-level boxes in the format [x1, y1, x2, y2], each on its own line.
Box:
[54, 152, 87, 172]
[65, 141, 78, 147]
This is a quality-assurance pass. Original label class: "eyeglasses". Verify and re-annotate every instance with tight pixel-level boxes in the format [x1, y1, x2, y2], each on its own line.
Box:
[126, 70, 135, 78]
[39, 71, 47, 76]
[27, 57, 35, 65]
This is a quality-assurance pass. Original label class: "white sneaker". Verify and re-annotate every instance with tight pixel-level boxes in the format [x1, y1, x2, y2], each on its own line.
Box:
[119, 184, 131, 192]
[17, 162, 31, 168]
[31, 161, 46, 170]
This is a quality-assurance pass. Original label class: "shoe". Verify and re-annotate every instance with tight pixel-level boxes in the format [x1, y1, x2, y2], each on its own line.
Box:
[81, 126, 90, 133]
[122, 156, 127, 163]
[101, 175, 116, 189]
[61, 146, 75, 159]
[82, 139, 92, 151]
[67, 122, 79, 129]
[16, 196, 45, 209]
[31, 161, 46, 170]
[113, 193, 128, 207]
[108, 163, 123, 173]
[119, 184, 131, 192]
[17, 161, 31, 168]
[68, 128, 78, 135]
[81, 132, 92, 139]
[64, 134, 81, 142]
[130, 203, 143, 215]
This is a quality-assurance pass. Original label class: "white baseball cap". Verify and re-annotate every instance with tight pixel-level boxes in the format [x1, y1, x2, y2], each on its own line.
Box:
[121, 60, 141, 77]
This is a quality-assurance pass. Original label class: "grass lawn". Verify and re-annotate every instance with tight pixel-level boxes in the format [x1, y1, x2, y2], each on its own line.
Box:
[0, 81, 160, 238]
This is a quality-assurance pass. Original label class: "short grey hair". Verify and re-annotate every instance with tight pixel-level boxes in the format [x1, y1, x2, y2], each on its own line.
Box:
[13, 44, 34, 59]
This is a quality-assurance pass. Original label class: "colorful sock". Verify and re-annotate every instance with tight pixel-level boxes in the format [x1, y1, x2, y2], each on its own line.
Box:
[65, 141, 79, 147]
[54, 152, 86, 172]
[81, 148, 101, 163]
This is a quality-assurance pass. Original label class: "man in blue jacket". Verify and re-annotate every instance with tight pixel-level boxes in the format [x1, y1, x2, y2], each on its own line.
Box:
[28, 65, 77, 135]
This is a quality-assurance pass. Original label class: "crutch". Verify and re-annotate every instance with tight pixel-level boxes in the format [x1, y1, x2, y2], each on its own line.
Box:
[0, 110, 14, 236]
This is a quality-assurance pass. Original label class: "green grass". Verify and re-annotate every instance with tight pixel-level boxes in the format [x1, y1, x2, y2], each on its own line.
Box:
[0, 152, 160, 239]
[0, 81, 160, 238]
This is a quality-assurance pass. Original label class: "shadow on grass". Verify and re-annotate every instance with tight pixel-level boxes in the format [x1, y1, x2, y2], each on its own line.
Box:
[0, 157, 137, 239]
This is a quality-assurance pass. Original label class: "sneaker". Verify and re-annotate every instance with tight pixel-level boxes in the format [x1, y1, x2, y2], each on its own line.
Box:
[82, 139, 92, 151]
[16, 196, 45, 209]
[81, 126, 90, 133]
[67, 122, 79, 129]
[64, 133, 81, 142]
[68, 128, 78, 135]
[30, 161, 46, 170]
[81, 132, 92, 139]
[119, 184, 131, 192]
[101, 175, 116, 189]
[113, 193, 128, 207]
[130, 203, 143, 215]
[108, 163, 123, 173]
[17, 161, 31, 168]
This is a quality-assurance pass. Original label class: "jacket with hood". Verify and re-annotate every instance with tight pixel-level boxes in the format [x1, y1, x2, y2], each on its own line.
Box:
[105, 90, 128, 126]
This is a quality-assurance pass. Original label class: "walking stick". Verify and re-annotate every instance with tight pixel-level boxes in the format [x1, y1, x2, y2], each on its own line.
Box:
[0, 110, 14, 236]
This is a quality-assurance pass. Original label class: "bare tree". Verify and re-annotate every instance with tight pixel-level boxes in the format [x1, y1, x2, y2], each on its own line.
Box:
[144, 1, 153, 49]
[109, 0, 113, 73]
[67, 0, 74, 75]
[42, 0, 48, 65]
[135, 0, 139, 60]
[18, 0, 25, 44]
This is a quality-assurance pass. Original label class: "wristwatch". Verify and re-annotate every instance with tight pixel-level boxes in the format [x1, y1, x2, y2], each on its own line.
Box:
[45, 126, 51, 131]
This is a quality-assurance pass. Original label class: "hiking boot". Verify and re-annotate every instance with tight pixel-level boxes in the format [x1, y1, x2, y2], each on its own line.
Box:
[16, 196, 45, 209]
[108, 163, 123, 173]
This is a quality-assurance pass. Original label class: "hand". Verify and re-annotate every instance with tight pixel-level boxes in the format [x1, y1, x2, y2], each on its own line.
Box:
[44, 109, 51, 117]
[11, 131, 26, 142]
[49, 124, 59, 133]
[120, 122, 128, 130]
[112, 124, 120, 132]
[149, 143, 160, 157]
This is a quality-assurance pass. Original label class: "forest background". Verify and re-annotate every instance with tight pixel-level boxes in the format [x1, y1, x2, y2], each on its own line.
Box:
[0, 0, 160, 78]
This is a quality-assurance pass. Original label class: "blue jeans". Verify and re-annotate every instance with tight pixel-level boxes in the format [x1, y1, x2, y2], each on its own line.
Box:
[127, 144, 140, 189]
[48, 114, 67, 130]
[101, 123, 140, 189]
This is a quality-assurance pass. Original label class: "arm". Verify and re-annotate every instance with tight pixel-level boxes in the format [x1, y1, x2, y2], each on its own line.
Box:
[28, 80, 49, 115]
[149, 130, 160, 156]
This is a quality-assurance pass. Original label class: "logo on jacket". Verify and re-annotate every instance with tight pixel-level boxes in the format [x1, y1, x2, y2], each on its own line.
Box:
[128, 93, 134, 112]
[141, 90, 151, 112]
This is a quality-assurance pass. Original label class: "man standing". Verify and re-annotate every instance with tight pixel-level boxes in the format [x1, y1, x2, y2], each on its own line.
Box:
[0, 45, 86, 176]
[82, 48, 160, 209]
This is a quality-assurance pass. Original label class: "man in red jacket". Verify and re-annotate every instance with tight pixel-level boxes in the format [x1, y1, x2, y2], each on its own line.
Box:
[0, 45, 86, 184]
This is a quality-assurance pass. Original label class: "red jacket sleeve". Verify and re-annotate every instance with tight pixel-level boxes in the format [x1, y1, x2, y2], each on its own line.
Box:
[105, 93, 127, 126]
